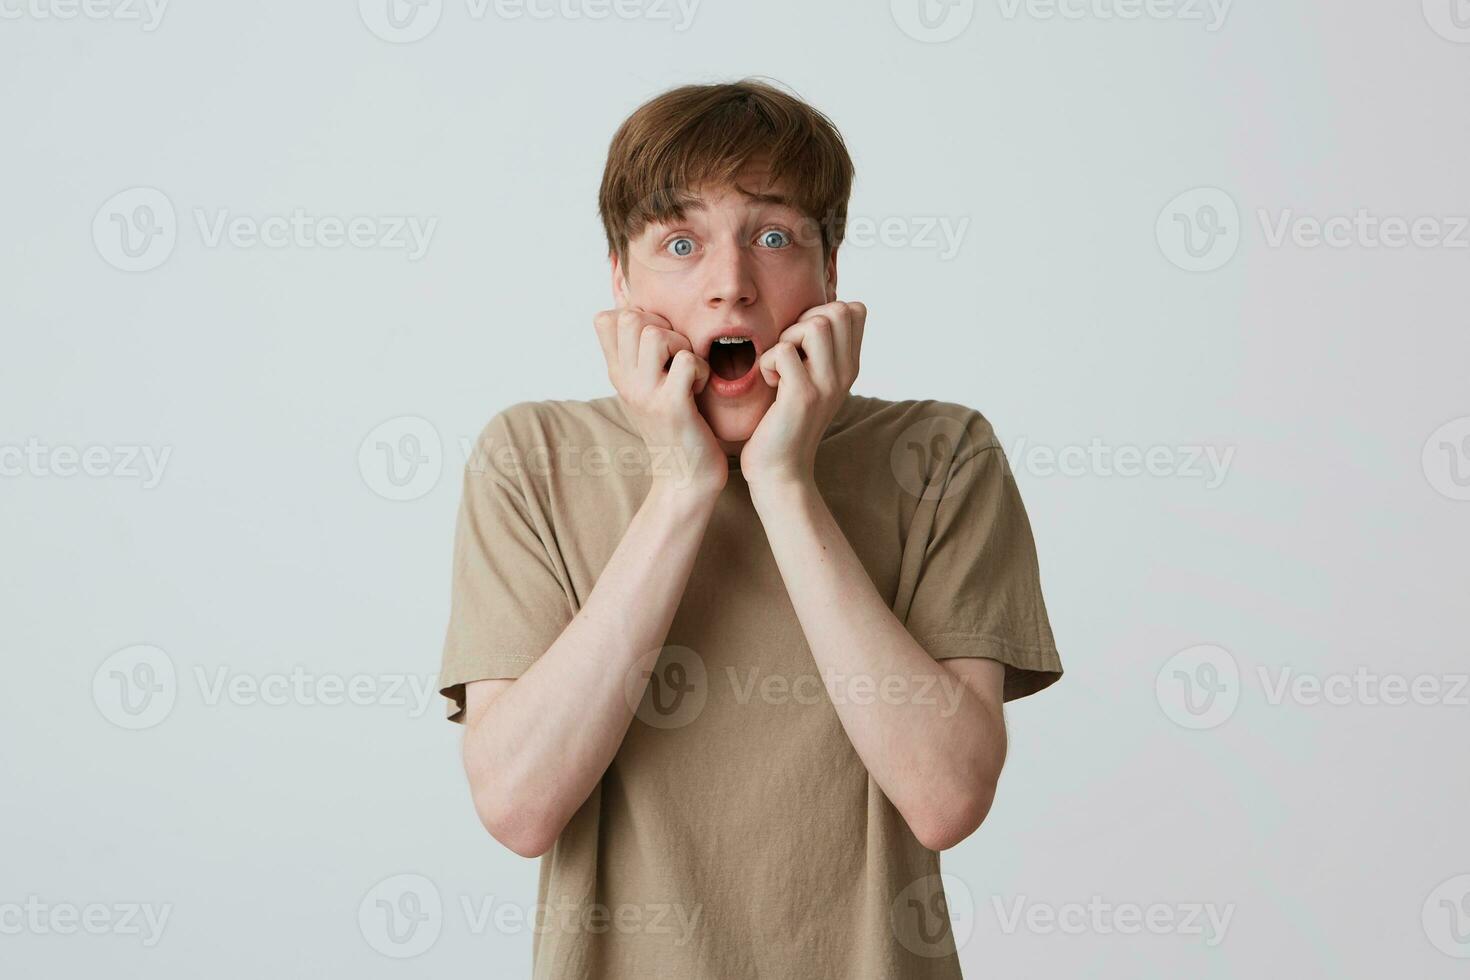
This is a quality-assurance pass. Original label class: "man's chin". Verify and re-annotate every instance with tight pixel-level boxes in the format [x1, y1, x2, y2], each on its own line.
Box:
[697, 388, 772, 449]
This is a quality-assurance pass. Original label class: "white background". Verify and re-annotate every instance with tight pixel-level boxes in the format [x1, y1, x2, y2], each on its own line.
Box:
[2, 0, 1468, 976]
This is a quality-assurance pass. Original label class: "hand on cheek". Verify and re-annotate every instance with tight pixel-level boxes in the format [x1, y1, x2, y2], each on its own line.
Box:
[740, 300, 866, 490]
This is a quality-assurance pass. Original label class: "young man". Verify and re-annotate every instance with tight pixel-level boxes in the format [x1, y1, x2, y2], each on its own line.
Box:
[439, 80, 1064, 979]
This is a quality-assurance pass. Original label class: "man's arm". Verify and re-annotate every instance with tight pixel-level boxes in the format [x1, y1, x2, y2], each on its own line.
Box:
[460, 480, 719, 857]
[459, 307, 724, 858]
[739, 299, 1007, 852]
[749, 478, 1007, 852]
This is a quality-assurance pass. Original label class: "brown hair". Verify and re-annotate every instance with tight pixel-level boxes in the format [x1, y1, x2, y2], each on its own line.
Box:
[597, 79, 855, 264]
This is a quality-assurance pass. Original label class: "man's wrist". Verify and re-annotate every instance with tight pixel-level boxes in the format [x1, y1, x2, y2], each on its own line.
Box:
[646, 475, 723, 516]
[747, 473, 821, 517]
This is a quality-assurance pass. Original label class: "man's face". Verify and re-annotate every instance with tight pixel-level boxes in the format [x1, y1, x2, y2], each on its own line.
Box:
[612, 168, 837, 453]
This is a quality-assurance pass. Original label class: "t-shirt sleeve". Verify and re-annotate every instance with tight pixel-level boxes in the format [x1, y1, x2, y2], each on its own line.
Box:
[903, 425, 1063, 703]
[437, 411, 574, 724]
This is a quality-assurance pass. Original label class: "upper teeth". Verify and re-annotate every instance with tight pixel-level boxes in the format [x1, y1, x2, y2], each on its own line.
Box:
[715, 337, 748, 344]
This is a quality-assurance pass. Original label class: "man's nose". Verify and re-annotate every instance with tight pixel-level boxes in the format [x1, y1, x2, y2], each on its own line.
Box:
[703, 241, 756, 309]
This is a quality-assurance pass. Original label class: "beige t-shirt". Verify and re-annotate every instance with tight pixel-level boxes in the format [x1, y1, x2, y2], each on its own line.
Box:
[439, 391, 1063, 979]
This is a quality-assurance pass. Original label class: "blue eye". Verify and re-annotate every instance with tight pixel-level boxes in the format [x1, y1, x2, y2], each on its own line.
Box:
[758, 229, 791, 249]
[665, 237, 695, 257]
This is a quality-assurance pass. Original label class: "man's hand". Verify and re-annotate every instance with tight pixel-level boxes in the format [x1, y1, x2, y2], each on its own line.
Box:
[594, 306, 728, 498]
[739, 300, 866, 490]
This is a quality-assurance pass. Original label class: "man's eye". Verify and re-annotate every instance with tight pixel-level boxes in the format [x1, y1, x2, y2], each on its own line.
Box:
[758, 229, 791, 249]
[665, 237, 695, 257]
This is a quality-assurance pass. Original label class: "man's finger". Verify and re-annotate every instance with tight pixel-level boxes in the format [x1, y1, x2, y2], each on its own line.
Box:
[780, 315, 837, 390]
[666, 348, 709, 395]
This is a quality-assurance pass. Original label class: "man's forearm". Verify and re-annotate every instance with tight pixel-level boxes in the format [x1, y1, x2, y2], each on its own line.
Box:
[462, 480, 718, 857]
[749, 477, 1006, 850]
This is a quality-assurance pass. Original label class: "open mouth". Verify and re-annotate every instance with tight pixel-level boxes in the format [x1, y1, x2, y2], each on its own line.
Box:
[708, 336, 757, 381]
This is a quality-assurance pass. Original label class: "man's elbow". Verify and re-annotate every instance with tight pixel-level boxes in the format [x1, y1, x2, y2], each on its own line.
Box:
[473, 793, 560, 859]
[910, 783, 998, 852]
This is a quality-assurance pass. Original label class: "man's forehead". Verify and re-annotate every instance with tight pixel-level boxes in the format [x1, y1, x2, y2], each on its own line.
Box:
[670, 180, 797, 214]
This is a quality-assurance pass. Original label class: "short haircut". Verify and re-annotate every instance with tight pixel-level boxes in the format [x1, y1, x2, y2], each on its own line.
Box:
[597, 79, 855, 265]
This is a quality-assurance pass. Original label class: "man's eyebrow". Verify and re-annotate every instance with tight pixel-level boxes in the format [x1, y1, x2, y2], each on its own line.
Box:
[678, 188, 796, 211]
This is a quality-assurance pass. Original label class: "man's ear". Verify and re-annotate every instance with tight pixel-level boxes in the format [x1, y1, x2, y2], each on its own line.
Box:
[611, 250, 630, 306]
[824, 247, 839, 303]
